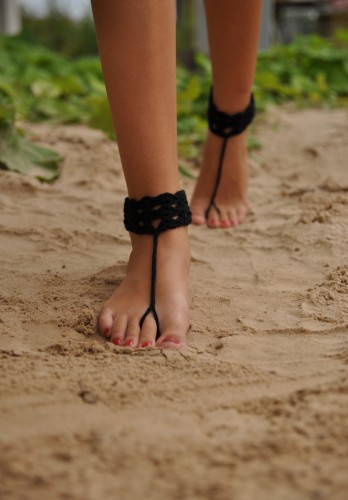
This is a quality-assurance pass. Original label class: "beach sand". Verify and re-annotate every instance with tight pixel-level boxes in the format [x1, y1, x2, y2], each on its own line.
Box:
[0, 107, 347, 500]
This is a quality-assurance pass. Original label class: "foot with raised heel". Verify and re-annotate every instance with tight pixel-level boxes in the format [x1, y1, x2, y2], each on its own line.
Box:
[191, 89, 255, 229]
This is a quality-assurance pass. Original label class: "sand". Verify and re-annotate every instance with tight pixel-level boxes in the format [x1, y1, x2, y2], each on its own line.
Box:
[0, 106, 348, 500]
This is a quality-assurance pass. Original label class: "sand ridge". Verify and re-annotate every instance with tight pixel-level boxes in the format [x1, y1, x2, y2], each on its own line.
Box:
[0, 107, 348, 500]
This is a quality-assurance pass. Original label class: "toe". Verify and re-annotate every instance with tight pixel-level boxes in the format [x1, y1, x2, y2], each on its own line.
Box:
[156, 332, 186, 349]
[98, 308, 113, 338]
[191, 213, 206, 225]
[110, 314, 127, 346]
[220, 219, 231, 228]
[123, 318, 141, 348]
[207, 213, 220, 228]
[218, 207, 231, 228]
[190, 197, 207, 226]
[236, 203, 248, 224]
[138, 314, 157, 348]
[228, 208, 239, 227]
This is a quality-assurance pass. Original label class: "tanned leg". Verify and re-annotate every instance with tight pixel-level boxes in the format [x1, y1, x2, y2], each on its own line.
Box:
[191, 0, 263, 228]
[91, 0, 190, 348]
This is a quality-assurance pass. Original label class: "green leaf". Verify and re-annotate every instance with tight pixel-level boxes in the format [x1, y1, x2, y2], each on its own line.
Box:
[0, 131, 61, 181]
[179, 163, 196, 179]
[87, 95, 114, 138]
[334, 28, 348, 46]
[1, 29, 348, 169]
[195, 52, 211, 76]
[177, 75, 202, 115]
[247, 135, 262, 151]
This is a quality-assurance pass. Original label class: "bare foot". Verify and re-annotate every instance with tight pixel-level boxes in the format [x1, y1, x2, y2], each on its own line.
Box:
[190, 130, 249, 229]
[98, 227, 190, 349]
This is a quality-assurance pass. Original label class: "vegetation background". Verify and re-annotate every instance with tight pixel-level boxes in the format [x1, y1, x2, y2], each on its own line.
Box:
[1, 2, 348, 180]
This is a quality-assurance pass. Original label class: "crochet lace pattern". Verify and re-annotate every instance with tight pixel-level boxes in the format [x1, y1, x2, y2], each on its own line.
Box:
[124, 190, 191, 339]
[205, 88, 255, 218]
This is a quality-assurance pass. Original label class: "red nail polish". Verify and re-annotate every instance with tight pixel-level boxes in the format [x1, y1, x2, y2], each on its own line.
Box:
[112, 338, 121, 346]
[141, 341, 153, 348]
[162, 336, 181, 345]
[124, 339, 135, 347]
[104, 327, 110, 336]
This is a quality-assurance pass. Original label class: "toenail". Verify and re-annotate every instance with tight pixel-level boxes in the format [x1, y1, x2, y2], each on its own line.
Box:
[103, 327, 110, 336]
[161, 336, 181, 345]
[112, 338, 121, 346]
[140, 341, 153, 348]
[124, 339, 135, 347]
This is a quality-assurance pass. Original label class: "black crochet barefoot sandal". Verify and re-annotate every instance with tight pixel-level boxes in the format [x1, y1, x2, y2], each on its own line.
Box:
[205, 88, 256, 219]
[123, 190, 191, 340]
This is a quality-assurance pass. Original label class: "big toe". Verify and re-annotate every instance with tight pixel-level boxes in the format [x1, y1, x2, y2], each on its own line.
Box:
[156, 333, 186, 349]
[207, 214, 220, 228]
[191, 212, 206, 225]
[98, 308, 113, 338]
[236, 203, 248, 224]
[190, 199, 207, 226]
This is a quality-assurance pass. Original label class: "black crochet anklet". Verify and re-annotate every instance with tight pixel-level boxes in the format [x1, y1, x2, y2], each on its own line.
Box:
[123, 190, 191, 340]
[205, 88, 255, 219]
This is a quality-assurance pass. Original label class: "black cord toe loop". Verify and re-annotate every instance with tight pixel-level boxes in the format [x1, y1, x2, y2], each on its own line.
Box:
[124, 190, 191, 340]
[205, 88, 256, 218]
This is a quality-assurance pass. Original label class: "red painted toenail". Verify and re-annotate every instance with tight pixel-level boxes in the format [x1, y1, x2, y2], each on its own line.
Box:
[141, 341, 153, 348]
[112, 338, 121, 346]
[124, 339, 135, 347]
[162, 336, 181, 345]
[104, 327, 110, 336]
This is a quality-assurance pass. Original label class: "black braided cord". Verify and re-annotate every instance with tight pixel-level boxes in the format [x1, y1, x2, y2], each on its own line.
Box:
[124, 190, 191, 339]
[205, 88, 255, 219]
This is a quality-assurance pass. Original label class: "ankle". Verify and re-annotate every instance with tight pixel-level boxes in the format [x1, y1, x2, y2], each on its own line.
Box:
[157, 227, 190, 260]
[212, 89, 252, 115]
[130, 227, 189, 255]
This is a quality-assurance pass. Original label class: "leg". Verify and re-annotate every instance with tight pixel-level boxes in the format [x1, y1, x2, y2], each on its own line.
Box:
[191, 0, 263, 228]
[91, 0, 190, 348]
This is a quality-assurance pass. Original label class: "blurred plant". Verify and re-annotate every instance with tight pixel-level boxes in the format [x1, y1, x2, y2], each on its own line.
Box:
[0, 85, 61, 181]
[0, 30, 347, 180]
[254, 29, 348, 110]
[19, 5, 97, 58]
[177, 31, 348, 159]
[0, 36, 112, 134]
[176, 0, 196, 67]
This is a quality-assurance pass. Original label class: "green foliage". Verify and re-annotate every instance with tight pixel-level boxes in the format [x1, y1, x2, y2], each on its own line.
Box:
[0, 86, 61, 181]
[254, 33, 348, 109]
[19, 10, 98, 58]
[0, 36, 113, 136]
[176, 0, 195, 66]
[179, 163, 196, 179]
[0, 30, 347, 180]
[176, 32, 348, 157]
